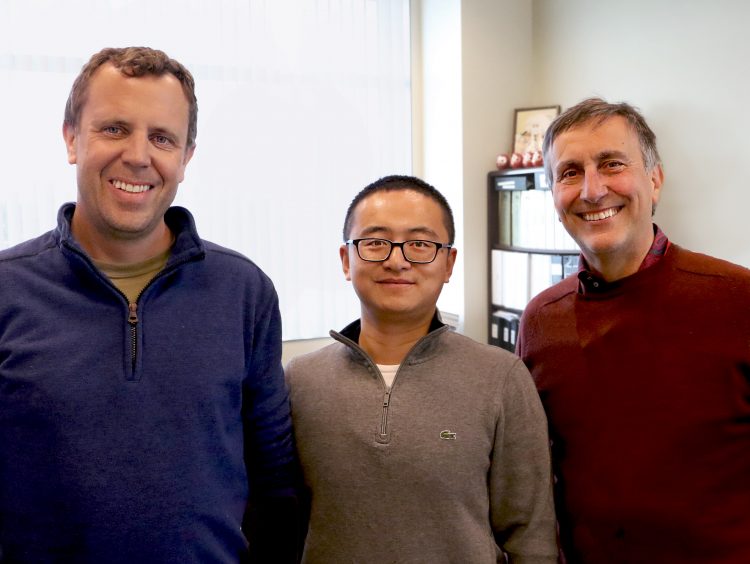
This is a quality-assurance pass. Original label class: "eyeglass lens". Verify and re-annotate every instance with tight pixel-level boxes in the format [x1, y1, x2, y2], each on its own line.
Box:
[358, 239, 437, 262]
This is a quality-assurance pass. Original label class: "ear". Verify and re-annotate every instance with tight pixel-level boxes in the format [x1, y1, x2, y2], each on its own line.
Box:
[443, 247, 457, 283]
[176, 144, 196, 184]
[340, 244, 351, 281]
[183, 144, 196, 166]
[650, 163, 664, 208]
[62, 122, 77, 165]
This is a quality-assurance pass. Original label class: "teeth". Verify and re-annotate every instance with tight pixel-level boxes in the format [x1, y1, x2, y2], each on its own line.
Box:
[582, 207, 619, 221]
[113, 179, 151, 193]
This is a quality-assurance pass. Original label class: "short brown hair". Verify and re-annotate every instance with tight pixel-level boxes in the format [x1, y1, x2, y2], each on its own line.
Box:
[542, 97, 661, 182]
[64, 46, 198, 148]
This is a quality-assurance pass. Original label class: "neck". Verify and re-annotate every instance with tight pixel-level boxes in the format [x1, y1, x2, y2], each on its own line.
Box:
[585, 231, 655, 282]
[71, 216, 173, 265]
[358, 310, 435, 364]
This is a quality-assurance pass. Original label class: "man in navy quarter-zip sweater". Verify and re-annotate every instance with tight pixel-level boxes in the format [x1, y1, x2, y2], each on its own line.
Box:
[286, 175, 557, 563]
[0, 47, 300, 563]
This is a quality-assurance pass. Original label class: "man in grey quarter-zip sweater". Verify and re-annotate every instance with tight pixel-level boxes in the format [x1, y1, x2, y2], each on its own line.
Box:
[286, 175, 557, 563]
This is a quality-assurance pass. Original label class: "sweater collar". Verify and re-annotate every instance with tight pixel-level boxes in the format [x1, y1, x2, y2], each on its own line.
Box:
[332, 310, 449, 365]
[577, 223, 670, 295]
[54, 202, 205, 265]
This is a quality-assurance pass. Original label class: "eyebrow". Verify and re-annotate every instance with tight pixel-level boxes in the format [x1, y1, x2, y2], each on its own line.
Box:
[555, 149, 631, 174]
[357, 225, 440, 239]
[91, 118, 128, 129]
[595, 149, 630, 162]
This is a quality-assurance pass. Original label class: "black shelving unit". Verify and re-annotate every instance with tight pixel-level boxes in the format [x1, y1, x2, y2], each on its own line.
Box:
[487, 168, 579, 351]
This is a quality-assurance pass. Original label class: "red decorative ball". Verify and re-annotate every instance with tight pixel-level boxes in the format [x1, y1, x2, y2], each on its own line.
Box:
[496, 153, 510, 170]
[531, 151, 543, 167]
[509, 152, 523, 168]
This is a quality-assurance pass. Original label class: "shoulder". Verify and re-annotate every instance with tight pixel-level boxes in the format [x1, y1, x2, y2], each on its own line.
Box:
[0, 230, 57, 266]
[200, 239, 277, 290]
[670, 244, 750, 282]
[524, 273, 578, 315]
[202, 239, 266, 271]
[517, 276, 578, 359]
[0, 231, 60, 289]
[435, 332, 539, 408]
[433, 330, 529, 378]
[285, 341, 349, 384]
[166, 206, 275, 287]
[0, 232, 63, 312]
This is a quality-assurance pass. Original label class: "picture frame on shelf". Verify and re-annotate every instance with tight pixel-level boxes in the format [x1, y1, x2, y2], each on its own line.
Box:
[512, 105, 561, 154]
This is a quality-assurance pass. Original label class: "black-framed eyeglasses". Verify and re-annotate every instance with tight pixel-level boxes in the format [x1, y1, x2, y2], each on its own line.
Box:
[346, 238, 452, 264]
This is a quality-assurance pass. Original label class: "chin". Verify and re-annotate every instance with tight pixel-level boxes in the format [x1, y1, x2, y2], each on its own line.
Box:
[579, 235, 629, 258]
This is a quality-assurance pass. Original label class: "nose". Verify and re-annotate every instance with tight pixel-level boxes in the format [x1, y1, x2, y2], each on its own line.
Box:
[122, 134, 151, 168]
[580, 169, 607, 203]
[383, 243, 411, 270]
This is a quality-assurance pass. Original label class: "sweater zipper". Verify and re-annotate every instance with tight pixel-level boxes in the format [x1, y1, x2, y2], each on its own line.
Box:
[122, 253, 195, 378]
[62, 233, 201, 380]
[331, 325, 450, 442]
[128, 302, 138, 371]
[61, 239, 144, 377]
[380, 389, 392, 436]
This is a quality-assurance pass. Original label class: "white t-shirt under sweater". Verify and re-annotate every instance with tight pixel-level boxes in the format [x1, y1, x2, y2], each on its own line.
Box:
[377, 364, 399, 388]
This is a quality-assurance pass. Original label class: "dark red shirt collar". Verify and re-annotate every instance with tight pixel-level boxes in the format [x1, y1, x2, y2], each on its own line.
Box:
[578, 224, 670, 293]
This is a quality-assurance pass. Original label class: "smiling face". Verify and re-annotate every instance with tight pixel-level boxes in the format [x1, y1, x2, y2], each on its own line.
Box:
[63, 63, 194, 259]
[549, 116, 664, 279]
[340, 189, 457, 327]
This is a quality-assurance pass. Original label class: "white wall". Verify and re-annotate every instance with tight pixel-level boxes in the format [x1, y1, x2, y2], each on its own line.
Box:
[282, 0, 467, 361]
[532, 0, 750, 268]
[455, 0, 750, 344]
[460, 0, 534, 342]
[284, 0, 750, 355]
[415, 0, 465, 328]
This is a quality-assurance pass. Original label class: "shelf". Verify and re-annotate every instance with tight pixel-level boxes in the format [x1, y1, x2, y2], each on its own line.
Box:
[491, 304, 523, 314]
[489, 166, 545, 176]
[489, 167, 550, 191]
[490, 186, 577, 251]
[487, 168, 579, 347]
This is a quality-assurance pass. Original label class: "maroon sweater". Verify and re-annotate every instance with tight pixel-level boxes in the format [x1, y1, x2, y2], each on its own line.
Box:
[517, 244, 750, 563]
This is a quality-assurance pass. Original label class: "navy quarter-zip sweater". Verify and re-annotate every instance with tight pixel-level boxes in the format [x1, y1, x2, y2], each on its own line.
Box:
[0, 204, 297, 563]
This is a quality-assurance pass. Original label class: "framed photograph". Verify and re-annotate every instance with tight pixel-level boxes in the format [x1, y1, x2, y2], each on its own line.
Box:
[513, 105, 560, 154]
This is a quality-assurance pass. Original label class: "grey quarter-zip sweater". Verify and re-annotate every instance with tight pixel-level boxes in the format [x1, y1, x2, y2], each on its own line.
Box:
[286, 315, 557, 563]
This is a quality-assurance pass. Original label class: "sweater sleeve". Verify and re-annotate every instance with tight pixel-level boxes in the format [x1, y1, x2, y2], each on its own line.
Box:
[489, 358, 558, 563]
[516, 297, 539, 363]
[242, 276, 299, 495]
[241, 275, 304, 562]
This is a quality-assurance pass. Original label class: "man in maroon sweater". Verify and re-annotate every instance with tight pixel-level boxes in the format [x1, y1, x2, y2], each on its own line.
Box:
[517, 97, 750, 563]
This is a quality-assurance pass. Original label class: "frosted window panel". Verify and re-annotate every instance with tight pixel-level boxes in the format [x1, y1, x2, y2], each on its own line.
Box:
[0, 0, 411, 339]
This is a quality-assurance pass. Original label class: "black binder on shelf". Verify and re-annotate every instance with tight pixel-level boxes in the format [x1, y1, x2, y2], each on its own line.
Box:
[490, 310, 520, 352]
